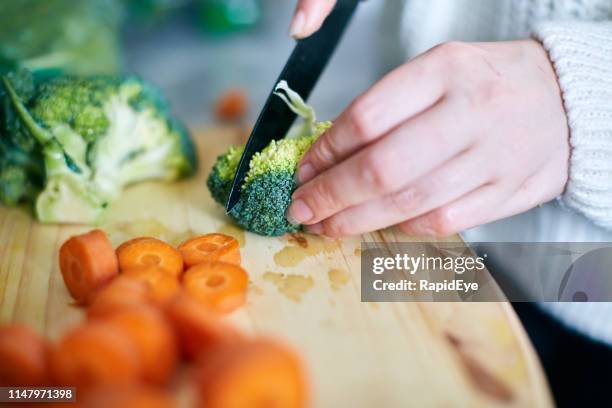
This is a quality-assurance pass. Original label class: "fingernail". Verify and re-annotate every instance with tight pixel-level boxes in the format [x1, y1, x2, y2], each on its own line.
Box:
[289, 10, 305, 38]
[286, 199, 313, 224]
[296, 162, 316, 185]
[305, 1, 324, 35]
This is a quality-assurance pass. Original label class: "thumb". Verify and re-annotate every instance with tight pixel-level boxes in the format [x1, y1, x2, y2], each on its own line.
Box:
[289, 0, 337, 39]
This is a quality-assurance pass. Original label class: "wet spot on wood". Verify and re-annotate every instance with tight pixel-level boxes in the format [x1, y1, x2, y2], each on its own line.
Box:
[263, 271, 314, 302]
[328, 268, 350, 291]
[289, 233, 308, 248]
[274, 234, 339, 267]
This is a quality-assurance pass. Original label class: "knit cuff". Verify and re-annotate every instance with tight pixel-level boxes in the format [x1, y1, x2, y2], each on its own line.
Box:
[533, 21, 612, 229]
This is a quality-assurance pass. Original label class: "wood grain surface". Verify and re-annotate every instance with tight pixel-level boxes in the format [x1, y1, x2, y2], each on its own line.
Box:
[0, 127, 553, 407]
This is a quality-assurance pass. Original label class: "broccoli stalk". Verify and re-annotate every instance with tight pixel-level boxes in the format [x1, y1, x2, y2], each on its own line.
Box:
[207, 81, 331, 236]
[0, 70, 45, 206]
[0, 69, 197, 223]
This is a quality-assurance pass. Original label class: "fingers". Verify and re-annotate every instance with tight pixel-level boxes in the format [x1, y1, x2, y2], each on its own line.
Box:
[398, 156, 565, 237]
[398, 184, 512, 237]
[308, 155, 561, 238]
[297, 55, 446, 184]
[306, 149, 491, 237]
[496, 158, 563, 218]
[290, 0, 337, 39]
[288, 99, 475, 226]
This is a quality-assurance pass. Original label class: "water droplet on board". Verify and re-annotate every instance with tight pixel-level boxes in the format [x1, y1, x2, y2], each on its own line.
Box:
[288, 233, 308, 248]
[263, 271, 314, 302]
[273, 233, 339, 267]
[328, 268, 350, 291]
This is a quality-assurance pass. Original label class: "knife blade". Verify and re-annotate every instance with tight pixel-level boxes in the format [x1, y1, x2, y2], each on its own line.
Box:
[225, 0, 359, 212]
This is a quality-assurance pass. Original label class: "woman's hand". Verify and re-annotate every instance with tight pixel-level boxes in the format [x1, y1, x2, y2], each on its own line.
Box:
[289, 0, 337, 38]
[287, 40, 570, 237]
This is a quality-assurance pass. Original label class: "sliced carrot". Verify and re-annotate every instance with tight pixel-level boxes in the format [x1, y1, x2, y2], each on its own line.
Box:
[165, 293, 242, 361]
[214, 88, 248, 122]
[178, 233, 240, 268]
[50, 322, 141, 389]
[115, 236, 153, 255]
[182, 261, 248, 313]
[120, 267, 181, 305]
[59, 229, 118, 303]
[87, 278, 154, 320]
[80, 385, 176, 408]
[116, 237, 183, 278]
[196, 339, 308, 408]
[0, 324, 49, 386]
[101, 305, 178, 385]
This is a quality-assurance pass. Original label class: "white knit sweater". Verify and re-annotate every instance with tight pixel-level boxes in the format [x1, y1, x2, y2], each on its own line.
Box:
[384, 0, 612, 226]
[382, 0, 612, 344]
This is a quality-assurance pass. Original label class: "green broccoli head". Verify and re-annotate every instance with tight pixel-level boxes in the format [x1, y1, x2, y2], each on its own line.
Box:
[208, 121, 331, 236]
[207, 145, 244, 205]
[207, 80, 332, 236]
[0, 69, 197, 224]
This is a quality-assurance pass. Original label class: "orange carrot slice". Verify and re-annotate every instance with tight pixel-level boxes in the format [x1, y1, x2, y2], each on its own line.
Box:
[120, 267, 181, 305]
[115, 237, 153, 254]
[165, 293, 242, 361]
[0, 325, 49, 386]
[50, 322, 141, 389]
[178, 233, 240, 268]
[197, 339, 308, 408]
[101, 305, 178, 385]
[182, 261, 248, 313]
[87, 278, 154, 319]
[80, 385, 177, 408]
[117, 237, 183, 278]
[59, 229, 118, 303]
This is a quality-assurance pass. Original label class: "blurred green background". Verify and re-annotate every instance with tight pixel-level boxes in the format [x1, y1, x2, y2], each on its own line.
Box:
[0, 0, 384, 127]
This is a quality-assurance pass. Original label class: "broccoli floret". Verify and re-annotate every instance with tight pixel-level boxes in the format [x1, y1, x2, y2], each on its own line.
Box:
[207, 81, 331, 236]
[0, 69, 197, 224]
[0, 0, 123, 75]
[207, 145, 244, 205]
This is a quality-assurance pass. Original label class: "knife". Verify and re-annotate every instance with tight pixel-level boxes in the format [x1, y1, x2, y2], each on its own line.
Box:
[225, 0, 359, 212]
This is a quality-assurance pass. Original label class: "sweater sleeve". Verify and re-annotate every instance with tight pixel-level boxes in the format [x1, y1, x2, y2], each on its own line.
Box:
[532, 21, 612, 229]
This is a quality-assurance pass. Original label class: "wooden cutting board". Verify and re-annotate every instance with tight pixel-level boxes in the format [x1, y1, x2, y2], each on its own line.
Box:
[0, 127, 552, 408]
